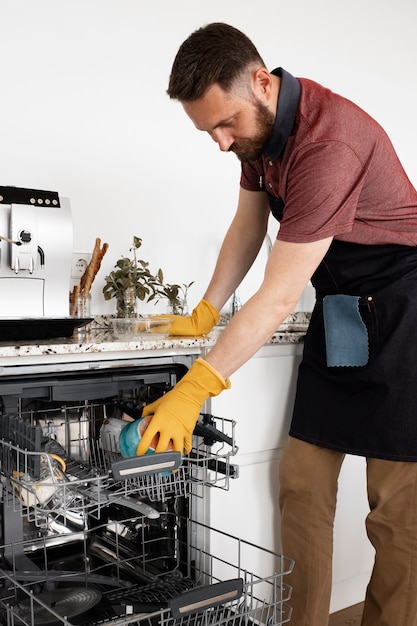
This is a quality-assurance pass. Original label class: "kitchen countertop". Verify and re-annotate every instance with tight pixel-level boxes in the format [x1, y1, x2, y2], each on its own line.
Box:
[0, 312, 310, 360]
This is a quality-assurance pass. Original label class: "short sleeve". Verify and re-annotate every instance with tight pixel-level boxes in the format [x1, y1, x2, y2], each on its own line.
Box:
[277, 141, 366, 243]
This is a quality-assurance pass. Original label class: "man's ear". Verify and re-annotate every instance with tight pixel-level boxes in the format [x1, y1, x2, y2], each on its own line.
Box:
[251, 67, 274, 100]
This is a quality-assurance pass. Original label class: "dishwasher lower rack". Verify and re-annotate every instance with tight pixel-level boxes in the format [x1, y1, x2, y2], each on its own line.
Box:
[0, 403, 237, 529]
[0, 514, 294, 626]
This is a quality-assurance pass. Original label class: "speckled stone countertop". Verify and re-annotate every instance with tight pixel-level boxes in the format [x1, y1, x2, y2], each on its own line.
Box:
[0, 312, 310, 359]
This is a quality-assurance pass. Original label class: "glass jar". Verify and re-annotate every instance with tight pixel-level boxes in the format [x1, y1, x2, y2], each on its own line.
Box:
[76, 293, 91, 318]
[166, 298, 188, 316]
[116, 287, 137, 318]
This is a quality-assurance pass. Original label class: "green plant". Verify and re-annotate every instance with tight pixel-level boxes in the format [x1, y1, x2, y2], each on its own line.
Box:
[150, 271, 194, 315]
[103, 236, 193, 316]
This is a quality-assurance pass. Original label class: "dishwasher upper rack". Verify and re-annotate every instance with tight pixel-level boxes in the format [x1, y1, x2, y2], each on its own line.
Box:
[0, 514, 294, 626]
[0, 403, 237, 528]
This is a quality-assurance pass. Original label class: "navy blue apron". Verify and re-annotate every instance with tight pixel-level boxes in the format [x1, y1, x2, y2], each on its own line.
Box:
[290, 239, 417, 461]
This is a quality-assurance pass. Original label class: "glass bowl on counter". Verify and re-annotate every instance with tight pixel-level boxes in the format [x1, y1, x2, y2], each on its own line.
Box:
[111, 316, 172, 341]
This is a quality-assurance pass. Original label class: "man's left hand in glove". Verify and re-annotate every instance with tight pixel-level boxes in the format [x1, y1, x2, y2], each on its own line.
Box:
[136, 358, 231, 455]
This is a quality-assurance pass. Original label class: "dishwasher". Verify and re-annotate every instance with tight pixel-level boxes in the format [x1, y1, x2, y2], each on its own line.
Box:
[0, 352, 293, 625]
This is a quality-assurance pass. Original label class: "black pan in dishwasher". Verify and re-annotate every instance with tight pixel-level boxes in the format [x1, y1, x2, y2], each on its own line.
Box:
[0, 359, 294, 625]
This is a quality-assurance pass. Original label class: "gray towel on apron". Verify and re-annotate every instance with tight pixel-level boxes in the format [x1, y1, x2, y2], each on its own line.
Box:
[323, 294, 369, 367]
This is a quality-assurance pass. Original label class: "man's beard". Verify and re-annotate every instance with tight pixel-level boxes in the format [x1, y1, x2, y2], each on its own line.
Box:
[229, 100, 275, 163]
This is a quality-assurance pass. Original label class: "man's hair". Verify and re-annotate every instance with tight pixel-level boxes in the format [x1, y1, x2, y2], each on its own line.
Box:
[167, 23, 266, 101]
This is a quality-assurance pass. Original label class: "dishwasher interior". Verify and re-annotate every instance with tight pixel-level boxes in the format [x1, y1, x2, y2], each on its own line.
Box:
[0, 358, 293, 625]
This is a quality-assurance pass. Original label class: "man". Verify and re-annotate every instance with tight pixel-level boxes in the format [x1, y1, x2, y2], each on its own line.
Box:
[136, 22, 417, 626]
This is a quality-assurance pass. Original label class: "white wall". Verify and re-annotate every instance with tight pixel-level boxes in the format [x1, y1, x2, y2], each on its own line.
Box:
[1, 0, 416, 315]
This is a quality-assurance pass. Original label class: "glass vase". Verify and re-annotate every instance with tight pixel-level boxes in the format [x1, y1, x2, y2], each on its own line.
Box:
[116, 287, 137, 318]
[166, 298, 188, 316]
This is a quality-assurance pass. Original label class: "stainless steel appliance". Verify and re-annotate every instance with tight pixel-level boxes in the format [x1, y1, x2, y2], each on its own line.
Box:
[0, 343, 293, 624]
[0, 186, 72, 318]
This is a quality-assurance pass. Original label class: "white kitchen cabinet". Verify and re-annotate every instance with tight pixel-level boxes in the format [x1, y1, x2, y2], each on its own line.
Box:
[205, 341, 374, 614]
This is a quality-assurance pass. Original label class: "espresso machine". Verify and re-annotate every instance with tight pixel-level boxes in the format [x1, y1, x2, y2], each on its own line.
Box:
[0, 186, 73, 318]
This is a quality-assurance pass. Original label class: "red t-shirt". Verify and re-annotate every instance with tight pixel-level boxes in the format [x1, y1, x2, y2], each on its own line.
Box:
[241, 77, 417, 246]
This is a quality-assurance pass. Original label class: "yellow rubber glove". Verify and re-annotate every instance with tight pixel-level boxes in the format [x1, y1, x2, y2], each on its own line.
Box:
[166, 299, 220, 336]
[136, 358, 231, 455]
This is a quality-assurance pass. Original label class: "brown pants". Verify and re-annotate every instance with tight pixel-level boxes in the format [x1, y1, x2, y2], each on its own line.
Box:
[279, 436, 417, 626]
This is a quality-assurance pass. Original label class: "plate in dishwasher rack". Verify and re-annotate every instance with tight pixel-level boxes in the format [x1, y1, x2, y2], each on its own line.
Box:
[12, 588, 102, 625]
[0, 317, 93, 341]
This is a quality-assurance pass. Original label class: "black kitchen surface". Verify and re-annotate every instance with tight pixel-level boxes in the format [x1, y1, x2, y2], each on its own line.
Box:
[0, 317, 93, 341]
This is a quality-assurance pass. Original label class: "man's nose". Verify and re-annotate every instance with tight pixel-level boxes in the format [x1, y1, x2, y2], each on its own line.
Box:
[210, 128, 234, 152]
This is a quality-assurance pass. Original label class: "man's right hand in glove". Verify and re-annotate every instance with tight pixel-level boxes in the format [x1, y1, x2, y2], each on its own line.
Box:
[167, 299, 219, 336]
[136, 358, 231, 455]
